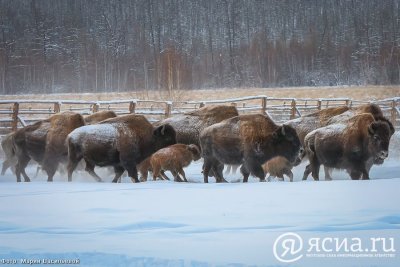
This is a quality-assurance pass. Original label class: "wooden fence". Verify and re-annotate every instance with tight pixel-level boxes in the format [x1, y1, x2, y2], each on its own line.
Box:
[0, 96, 399, 135]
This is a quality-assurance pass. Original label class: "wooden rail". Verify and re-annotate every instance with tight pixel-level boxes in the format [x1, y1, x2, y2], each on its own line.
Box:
[0, 96, 399, 135]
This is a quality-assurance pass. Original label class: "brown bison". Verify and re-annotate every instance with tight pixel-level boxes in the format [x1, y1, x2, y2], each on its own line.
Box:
[262, 155, 302, 182]
[13, 112, 85, 182]
[66, 114, 177, 183]
[156, 105, 239, 178]
[84, 110, 117, 125]
[200, 114, 302, 183]
[280, 103, 393, 181]
[303, 103, 395, 180]
[303, 113, 393, 180]
[150, 144, 201, 182]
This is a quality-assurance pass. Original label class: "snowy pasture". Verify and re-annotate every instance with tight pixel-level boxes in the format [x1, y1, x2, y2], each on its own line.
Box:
[0, 156, 399, 267]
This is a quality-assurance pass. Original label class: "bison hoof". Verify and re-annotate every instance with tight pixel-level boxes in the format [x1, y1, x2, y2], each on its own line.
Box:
[131, 178, 140, 183]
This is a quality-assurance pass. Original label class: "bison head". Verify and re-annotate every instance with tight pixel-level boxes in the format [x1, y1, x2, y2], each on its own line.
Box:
[271, 125, 302, 165]
[368, 121, 392, 165]
[153, 124, 177, 151]
[187, 144, 201, 161]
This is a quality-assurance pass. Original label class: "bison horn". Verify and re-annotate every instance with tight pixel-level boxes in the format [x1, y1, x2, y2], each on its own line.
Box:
[161, 125, 166, 135]
[368, 123, 376, 136]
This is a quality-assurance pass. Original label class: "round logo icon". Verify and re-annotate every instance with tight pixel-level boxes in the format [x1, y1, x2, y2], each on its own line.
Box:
[273, 232, 304, 263]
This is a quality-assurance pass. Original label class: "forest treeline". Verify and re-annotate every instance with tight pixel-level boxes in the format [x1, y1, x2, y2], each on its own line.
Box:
[0, 0, 399, 94]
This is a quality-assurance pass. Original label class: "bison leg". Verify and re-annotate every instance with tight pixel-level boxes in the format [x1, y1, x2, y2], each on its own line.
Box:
[112, 166, 125, 183]
[44, 161, 59, 182]
[1, 160, 12, 175]
[126, 165, 140, 183]
[324, 166, 333, 181]
[171, 170, 184, 182]
[240, 165, 250, 183]
[15, 154, 31, 182]
[244, 160, 266, 182]
[159, 170, 170, 181]
[361, 169, 370, 180]
[67, 160, 80, 182]
[177, 168, 188, 182]
[302, 164, 312, 180]
[285, 170, 294, 182]
[85, 161, 103, 182]
[202, 160, 212, 183]
[212, 163, 227, 183]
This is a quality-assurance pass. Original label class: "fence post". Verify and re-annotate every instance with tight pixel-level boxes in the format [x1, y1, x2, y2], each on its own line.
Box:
[129, 100, 136, 114]
[317, 99, 322, 110]
[11, 102, 19, 132]
[391, 100, 397, 126]
[199, 102, 205, 108]
[92, 103, 99, 113]
[290, 99, 297, 119]
[165, 102, 172, 118]
[53, 102, 61, 113]
[261, 97, 267, 115]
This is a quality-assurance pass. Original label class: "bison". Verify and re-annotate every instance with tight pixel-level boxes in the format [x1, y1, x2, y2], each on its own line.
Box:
[84, 110, 117, 125]
[155, 105, 239, 147]
[150, 144, 201, 182]
[13, 112, 85, 182]
[303, 113, 393, 181]
[262, 155, 303, 182]
[66, 114, 177, 183]
[303, 103, 395, 180]
[200, 114, 302, 183]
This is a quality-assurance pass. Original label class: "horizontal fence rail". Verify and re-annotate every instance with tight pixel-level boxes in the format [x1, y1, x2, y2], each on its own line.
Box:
[0, 96, 399, 135]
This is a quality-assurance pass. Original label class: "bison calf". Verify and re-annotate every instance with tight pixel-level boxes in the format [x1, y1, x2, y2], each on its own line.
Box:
[262, 157, 294, 182]
[150, 144, 201, 182]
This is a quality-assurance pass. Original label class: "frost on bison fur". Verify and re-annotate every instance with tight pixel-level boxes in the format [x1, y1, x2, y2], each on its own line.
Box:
[155, 105, 239, 147]
[149, 144, 201, 182]
[303, 113, 393, 181]
[13, 112, 85, 182]
[84, 110, 117, 125]
[67, 114, 177, 183]
[200, 114, 301, 183]
[1, 132, 17, 176]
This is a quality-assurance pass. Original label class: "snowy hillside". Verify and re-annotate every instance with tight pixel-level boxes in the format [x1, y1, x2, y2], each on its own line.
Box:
[0, 159, 399, 267]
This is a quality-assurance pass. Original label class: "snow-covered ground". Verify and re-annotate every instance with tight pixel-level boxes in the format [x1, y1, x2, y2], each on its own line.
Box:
[0, 158, 399, 267]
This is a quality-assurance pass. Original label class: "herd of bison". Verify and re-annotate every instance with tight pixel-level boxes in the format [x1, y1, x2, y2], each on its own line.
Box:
[0, 103, 396, 183]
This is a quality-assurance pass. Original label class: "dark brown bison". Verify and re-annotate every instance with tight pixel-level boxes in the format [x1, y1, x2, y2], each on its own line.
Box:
[155, 105, 239, 147]
[150, 144, 201, 182]
[13, 112, 85, 182]
[84, 110, 117, 125]
[200, 114, 302, 183]
[303, 103, 395, 180]
[278, 103, 393, 181]
[66, 114, 177, 183]
[156, 105, 239, 178]
[303, 113, 393, 180]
